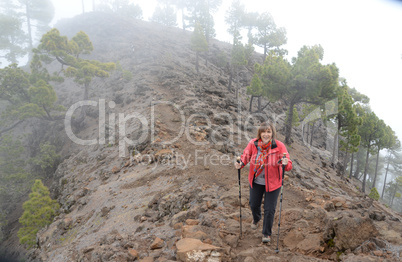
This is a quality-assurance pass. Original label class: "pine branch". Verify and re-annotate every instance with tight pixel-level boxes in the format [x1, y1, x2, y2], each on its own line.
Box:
[0, 120, 24, 136]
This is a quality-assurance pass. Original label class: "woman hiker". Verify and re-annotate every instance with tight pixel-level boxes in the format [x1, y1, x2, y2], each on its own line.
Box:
[235, 121, 292, 243]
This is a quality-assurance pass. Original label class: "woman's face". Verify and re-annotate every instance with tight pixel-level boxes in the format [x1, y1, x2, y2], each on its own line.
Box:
[261, 128, 272, 143]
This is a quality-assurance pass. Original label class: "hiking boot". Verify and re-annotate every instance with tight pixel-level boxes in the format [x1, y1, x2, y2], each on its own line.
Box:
[262, 235, 271, 243]
[251, 221, 258, 230]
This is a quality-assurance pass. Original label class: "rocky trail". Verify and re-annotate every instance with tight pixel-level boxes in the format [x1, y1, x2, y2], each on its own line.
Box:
[1, 12, 400, 262]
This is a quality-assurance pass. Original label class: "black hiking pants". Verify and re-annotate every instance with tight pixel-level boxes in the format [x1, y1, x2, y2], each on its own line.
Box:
[249, 182, 281, 236]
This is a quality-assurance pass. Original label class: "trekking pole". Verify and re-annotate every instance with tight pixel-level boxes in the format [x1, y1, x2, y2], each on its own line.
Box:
[236, 157, 242, 238]
[275, 153, 287, 253]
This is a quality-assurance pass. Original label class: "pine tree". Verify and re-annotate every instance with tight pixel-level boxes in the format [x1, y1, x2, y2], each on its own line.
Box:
[286, 107, 300, 127]
[332, 82, 362, 166]
[18, 179, 59, 248]
[372, 125, 396, 188]
[0, 14, 27, 64]
[224, 0, 245, 92]
[388, 176, 402, 208]
[95, 0, 143, 19]
[190, 22, 208, 73]
[0, 135, 30, 216]
[185, 0, 221, 42]
[1, 0, 55, 51]
[0, 63, 62, 136]
[168, 0, 188, 30]
[349, 101, 368, 178]
[246, 72, 263, 112]
[242, 11, 258, 45]
[231, 38, 247, 99]
[31, 142, 60, 176]
[255, 12, 287, 59]
[359, 110, 384, 193]
[34, 29, 115, 120]
[368, 187, 380, 201]
[249, 46, 338, 144]
[152, 5, 178, 27]
[381, 141, 401, 199]
[283, 45, 338, 144]
[35, 29, 115, 101]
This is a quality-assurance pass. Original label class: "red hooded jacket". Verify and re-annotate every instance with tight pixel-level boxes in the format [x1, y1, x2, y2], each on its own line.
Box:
[240, 138, 292, 192]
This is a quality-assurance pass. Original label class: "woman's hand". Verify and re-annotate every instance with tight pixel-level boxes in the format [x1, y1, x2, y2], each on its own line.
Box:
[235, 161, 242, 169]
[281, 157, 288, 166]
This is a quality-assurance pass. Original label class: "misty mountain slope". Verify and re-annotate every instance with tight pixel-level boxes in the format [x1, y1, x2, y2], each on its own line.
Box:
[4, 12, 401, 262]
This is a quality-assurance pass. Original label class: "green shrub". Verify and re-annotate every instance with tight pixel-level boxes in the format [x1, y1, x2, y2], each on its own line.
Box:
[368, 187, 380, 201]
[31, 142, 60, 176]
[17, 180, 59, 248]
[327, 238, 335, 247]
[122, 70, 133, 82]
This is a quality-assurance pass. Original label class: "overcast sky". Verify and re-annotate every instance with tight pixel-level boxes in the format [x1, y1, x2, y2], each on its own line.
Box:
[52, 0, 402, 143]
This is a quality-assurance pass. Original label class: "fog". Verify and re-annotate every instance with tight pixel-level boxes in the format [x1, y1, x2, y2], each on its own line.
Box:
[49, 0, 402, 145]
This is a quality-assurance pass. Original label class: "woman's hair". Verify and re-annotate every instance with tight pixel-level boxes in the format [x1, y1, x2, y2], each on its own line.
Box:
[257, 121, 277, 141]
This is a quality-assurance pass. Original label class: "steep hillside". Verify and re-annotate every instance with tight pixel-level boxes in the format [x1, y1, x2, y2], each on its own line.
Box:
[2, 12, 401, 262]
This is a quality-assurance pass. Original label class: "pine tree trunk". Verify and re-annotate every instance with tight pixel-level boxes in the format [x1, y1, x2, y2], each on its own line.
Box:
[79, 83, 89, 122]
[362, 145, 371, 193]
[285, 102, 295, 145]
[331, 128, 339, 164]
[381, 159, 390, 200]
[322, 118, 328, 150]
[235, 71, 239, 100]
[342, 151, 349, 176]
[349, 152, 354, 179]
[372, 149, 380, 189]
[206, 8, 210, 44]
[249, 96, 254, 112]
[228, 66, 233, 92]
[390, 186, 397, 207]
[354, 149, 361, 178]
[236, 70, 241, 100]
[205, 9, 210, 67]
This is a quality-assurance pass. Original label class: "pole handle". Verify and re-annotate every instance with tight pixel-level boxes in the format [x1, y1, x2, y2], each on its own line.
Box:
[277, 153, 287, 164]
[282, 153, 287, 179]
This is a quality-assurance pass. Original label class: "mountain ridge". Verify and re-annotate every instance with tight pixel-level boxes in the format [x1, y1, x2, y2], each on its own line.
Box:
[1, 11, 401, 262]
